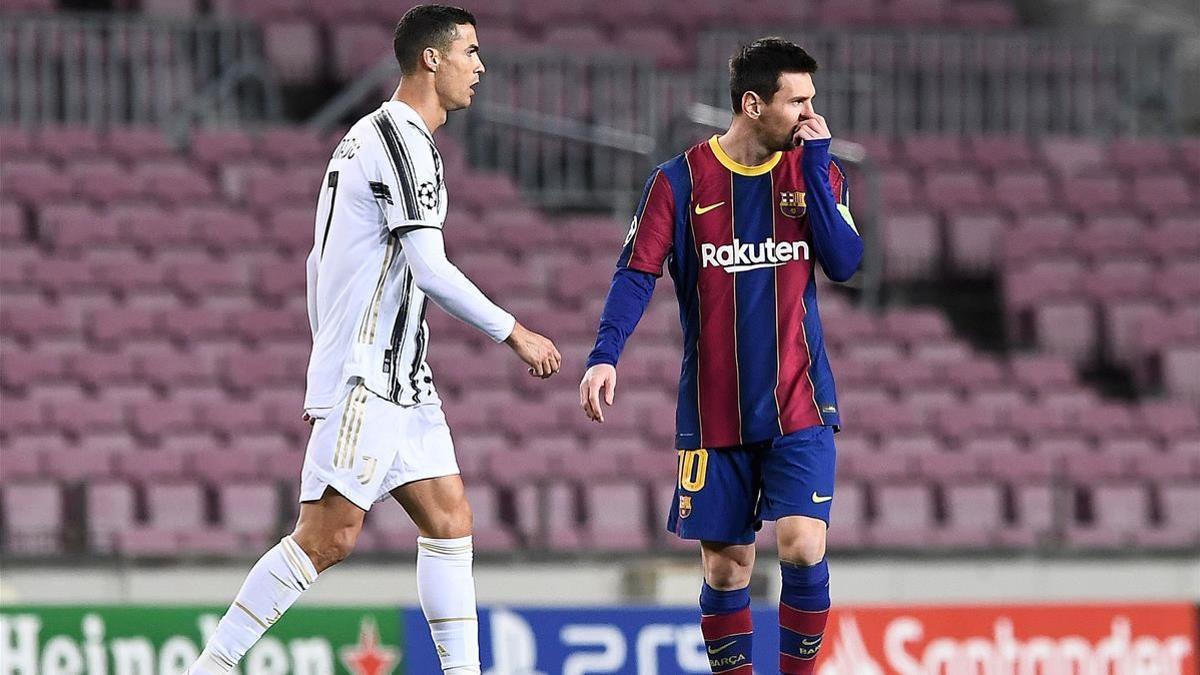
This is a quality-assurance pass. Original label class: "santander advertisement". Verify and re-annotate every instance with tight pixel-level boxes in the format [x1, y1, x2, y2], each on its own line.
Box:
[817, 604, 1198, 675]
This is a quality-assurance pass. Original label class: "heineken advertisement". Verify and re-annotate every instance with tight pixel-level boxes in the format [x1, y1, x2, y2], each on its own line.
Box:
[0, 607, 402, 675]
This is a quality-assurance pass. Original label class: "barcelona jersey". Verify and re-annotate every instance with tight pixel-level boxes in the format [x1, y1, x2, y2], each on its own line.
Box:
[614, 136, 856, 449]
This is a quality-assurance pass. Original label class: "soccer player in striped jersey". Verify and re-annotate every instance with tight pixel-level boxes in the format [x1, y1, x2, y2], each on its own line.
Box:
[189, 7, 559, 675]
[580, 38, 863, 675]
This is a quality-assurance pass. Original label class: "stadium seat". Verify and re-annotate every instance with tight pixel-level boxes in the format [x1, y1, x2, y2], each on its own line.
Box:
[1032, 299, 1097, 363]
[1, 482, 64, 555]
[105, 127, 178, 163]
[584, 482, 650, 551]
[217, 482, 280, 547]
[868, 483, 936, 549]
[262, 20, 323, 84]
[330, 23, 393, 81]
[542, 482, 584, 551]
[939, 484, 1004, 548]
[613, 28, 691, 69]
[189, 129, 258, 167]
[1135, 484, 1200, 548]
[465, 484, 518, 552]
[43, 445, 116, 483]
[945, 211, 1009, 273]
[73, 159, 144, 204]
[85, 481, 138, 553]
[1065, 484, 1150, 550]
[1039, 138, 1104, 176]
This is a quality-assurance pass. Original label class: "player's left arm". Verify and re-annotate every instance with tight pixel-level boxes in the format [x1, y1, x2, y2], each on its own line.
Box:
[798, 114, 864, 282]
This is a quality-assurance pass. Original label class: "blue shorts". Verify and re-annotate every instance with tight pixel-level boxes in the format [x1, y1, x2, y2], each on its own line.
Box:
[666, 425, 837, 545]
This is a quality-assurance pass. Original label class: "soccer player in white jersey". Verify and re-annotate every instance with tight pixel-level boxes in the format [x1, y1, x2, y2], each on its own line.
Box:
[187, 6, 560, 675]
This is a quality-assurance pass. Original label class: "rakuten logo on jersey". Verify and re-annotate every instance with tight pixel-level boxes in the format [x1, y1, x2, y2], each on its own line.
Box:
[700, 237, 809, 273]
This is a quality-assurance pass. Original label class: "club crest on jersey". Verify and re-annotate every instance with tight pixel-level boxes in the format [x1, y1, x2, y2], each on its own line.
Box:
[779, 191, 806, 218]
[679, 495, 693, 519]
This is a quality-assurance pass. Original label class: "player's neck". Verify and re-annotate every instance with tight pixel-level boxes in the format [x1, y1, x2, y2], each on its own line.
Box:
[391, 82, 447, 134]
[716, 125, 776, 168]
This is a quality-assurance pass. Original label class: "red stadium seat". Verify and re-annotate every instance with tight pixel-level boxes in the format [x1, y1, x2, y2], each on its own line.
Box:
[73, 160, 145, 204]
[939, 484, 1005, 548]
[1, 482, 64, 555]
[584, 482, 650, 551]
[949, 3, 1018, 27]
[85, 481, 138, 553]
[137, 160, 217, 206]
[1064, 484, 1149, 550]
[1107, 138, 1177, 171]
[613, 28, 691, 69]
[189, 129, 258, 167]
[899, 136, 966, 171]
[945, 211, 1010, 273]
[993, 168, 1055, 213]
[1135, 484, 1200, 548]
[868, 483, 936, 549]
[1032, 299, 1097, 364]
[1063, 173, 1124, 214]
[882, 211, 940, 280]
[262, 20, 323, 84]
[542, 482, 584, 551]
[105, 127, 178, 163]
[1, 159, 74, 203]
[217, 482, 280, 547]
[40, 204, 123, 252]
[1040, 138, 1104, 176]
[258, 128, 333, 164]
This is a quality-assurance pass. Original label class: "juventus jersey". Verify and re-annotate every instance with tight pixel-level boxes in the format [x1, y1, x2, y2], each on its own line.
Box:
[304, 100, 448, 412]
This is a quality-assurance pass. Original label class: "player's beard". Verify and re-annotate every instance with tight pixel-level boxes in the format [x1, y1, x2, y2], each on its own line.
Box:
[773, 127, 801, 152]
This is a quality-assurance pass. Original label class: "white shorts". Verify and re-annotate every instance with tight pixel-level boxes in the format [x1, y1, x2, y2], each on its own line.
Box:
[299, 380, 459, 511]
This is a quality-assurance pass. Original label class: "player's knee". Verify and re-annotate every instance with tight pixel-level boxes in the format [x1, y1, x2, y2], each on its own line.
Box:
[422, 499, 472, 539]
[299, 524, 360, 571]
[705, 557, 754, 589]
[776, 518, 827, 566]
[702, 543, 755, 589]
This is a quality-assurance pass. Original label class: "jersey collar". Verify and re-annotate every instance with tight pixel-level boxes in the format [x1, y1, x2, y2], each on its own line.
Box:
[382, 100, 432, 137]
[708, 135, 782, 176]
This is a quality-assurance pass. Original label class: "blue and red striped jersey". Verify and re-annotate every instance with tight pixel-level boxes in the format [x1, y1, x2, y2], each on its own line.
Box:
[612, 136, 859, 449]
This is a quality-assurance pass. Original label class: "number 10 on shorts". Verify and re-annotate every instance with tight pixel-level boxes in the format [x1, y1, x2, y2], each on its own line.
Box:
[676, 449, 708, 492]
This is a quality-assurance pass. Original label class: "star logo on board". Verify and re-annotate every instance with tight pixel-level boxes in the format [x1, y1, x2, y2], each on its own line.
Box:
[339, 616, 400, 675]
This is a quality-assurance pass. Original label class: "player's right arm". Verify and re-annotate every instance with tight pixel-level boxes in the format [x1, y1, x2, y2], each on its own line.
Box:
[580, 168, 676, 422]
[366, 123, 560, 378]
[401, 228, 560, 378]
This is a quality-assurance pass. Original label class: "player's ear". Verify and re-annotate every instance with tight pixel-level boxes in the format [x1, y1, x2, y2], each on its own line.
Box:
[421, 46, 439, 73]
[742, 91, 762, 119]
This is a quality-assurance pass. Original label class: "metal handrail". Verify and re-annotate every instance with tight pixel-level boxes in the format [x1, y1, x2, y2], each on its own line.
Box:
[166, 59, 283, 146]
[0, 13, 279, 129]
[694, 28, 1181, 136]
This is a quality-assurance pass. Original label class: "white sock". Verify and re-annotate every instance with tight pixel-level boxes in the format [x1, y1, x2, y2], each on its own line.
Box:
[417, 535, 480, 675]
[190, 536, 319, 674]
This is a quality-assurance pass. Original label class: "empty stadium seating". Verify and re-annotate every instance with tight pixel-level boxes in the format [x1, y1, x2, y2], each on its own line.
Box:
[2, 123, 1198, 559]
[126, 0, 1023, 84]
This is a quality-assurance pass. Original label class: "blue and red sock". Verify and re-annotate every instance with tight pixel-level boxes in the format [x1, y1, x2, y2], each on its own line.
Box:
[779, 559, 830, 675]
[699, 582, 753, 674]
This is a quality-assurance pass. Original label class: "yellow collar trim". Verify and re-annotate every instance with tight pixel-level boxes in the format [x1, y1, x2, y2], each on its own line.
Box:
[708, 136, 782, 176]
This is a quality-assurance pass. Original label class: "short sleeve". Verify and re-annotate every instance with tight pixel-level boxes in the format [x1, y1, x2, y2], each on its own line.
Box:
[367, 114, 445, 232]
[616, 169, 676, 276]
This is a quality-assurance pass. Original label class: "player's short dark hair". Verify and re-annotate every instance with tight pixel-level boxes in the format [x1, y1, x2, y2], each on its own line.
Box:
[393, 5, 477, 75]
[729, 38, 818, 113]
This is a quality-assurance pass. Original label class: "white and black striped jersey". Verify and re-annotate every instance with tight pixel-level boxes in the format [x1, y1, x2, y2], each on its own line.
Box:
[303, 100, 449, 412]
